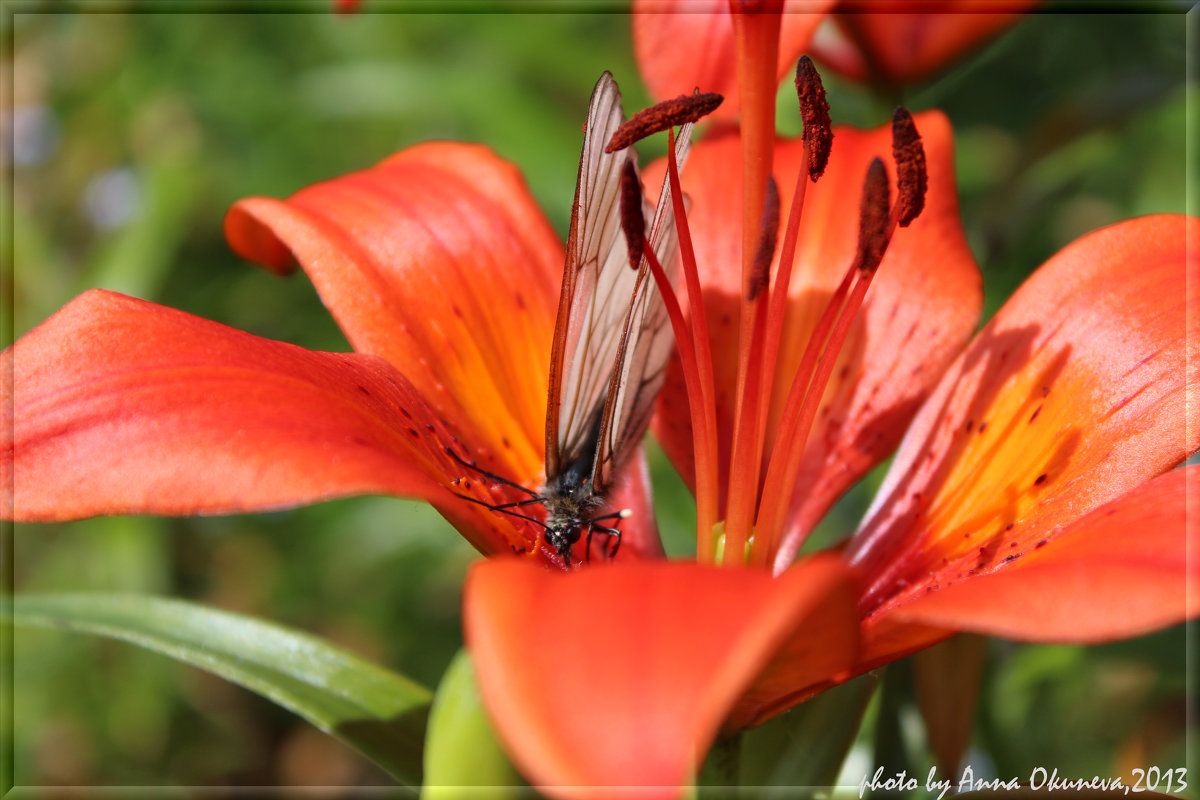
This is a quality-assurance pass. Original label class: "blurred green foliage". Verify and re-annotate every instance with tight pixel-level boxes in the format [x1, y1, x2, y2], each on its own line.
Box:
[4, 5, 1191, 793]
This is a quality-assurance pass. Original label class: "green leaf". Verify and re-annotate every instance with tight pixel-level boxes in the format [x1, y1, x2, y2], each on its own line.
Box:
[422, 649, 525, 797]
[5, 593, 431, 785]
[737, 672, 881, 793]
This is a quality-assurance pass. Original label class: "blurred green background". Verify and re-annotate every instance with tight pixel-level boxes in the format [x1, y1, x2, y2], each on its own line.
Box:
[3, 3, 1192, 792]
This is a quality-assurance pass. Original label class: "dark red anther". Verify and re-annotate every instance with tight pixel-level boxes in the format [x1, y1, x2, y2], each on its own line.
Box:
[891, 107, 927, 227]
[729, 0, 784, 12]
[794, 56, 833, 181]
[618, 160, 646, 270]
[606, 92, 724, 153]
[747, 176, 780, 300]
[854, 158, 890, 274]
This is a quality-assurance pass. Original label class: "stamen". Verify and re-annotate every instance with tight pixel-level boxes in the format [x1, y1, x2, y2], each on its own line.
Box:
[618, 160, 646, 270]
[891, 108, 927, 227]
[665, 128, 720, 559]
[747, 176, 780, 301]
[605, 92, 724, 153]
[638, 238, 720, 563]
[795, 56, 833, 181]
[750, 59, 835, 562]
[855, 157, 890, 274]
[756, 158, 896, 569]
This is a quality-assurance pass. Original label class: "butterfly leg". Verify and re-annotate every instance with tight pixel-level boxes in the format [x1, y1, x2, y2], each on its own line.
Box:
[590, 524, 623, 559]
[581, 509, 630, 560]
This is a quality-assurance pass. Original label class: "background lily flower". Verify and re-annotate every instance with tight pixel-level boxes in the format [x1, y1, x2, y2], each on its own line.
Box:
[809, 1, 1041, 88]
[634, 0, 1037, 114]
[633, 0, 834, 118]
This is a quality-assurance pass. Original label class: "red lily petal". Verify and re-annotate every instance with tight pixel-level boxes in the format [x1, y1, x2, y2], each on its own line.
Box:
[848, 215, 1198, 660]
[2, 290, 663, 563]
[2, 290, 452, 522]
[811, 4, 1038, 86]
[465, 555, 857, 795]
[225, 143, 562, 486]
[632, 0, 834, 120]
[871, 468, 1197, 659]
[647, 113, 980, 561]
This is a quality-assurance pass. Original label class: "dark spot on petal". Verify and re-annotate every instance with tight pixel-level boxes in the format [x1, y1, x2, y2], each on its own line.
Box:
[965, 419, 975, 432]
[978, 421, 988, 433]
[1036, 539, 1048, 549]
[1004, 523, 1014, 531]
[408, 427, 419, 437]
[1034, 473, 1047, 486]
[1010, 541, 1018, 548]
[1029, 405, 1042, 423]
[401, 408, 413, 419]
[357, 384, 370, 394]
[426, 423, 436, 431]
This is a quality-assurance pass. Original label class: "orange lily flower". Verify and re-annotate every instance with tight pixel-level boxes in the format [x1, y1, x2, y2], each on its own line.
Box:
[461, 8, 1198, 797]
[2, 142, 664, 563]
[634, 0, 1037, 114]
[4, 12, 1193, 799]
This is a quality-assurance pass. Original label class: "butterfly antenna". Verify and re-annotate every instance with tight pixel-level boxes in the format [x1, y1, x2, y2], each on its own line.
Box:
[448, 489, 550, 529]
[444, 446, 541, 498]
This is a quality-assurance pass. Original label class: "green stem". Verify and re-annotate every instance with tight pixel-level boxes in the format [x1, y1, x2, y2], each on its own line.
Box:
[699, 732, 743, 795]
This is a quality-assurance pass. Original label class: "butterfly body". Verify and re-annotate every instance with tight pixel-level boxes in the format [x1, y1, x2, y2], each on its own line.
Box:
[534, 71, 694, 565]
[539, 409, 611, 561]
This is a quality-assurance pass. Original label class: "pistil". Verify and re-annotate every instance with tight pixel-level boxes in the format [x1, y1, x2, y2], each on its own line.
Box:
[723, 0, 783, 564]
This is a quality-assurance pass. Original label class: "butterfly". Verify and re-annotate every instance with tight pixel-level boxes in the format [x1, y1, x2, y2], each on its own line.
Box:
[450, 72, 693, 566]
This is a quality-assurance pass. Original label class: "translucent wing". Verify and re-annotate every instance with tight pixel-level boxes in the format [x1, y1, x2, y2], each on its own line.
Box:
[545, 72, 640, 479]
[590, 122, 695, 491]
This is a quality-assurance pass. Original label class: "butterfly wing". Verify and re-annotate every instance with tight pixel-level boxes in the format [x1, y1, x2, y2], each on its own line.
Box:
[544, 72, 640, 480]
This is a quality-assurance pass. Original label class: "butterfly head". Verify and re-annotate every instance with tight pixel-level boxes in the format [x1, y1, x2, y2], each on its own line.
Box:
[544, 520, 583, 563]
